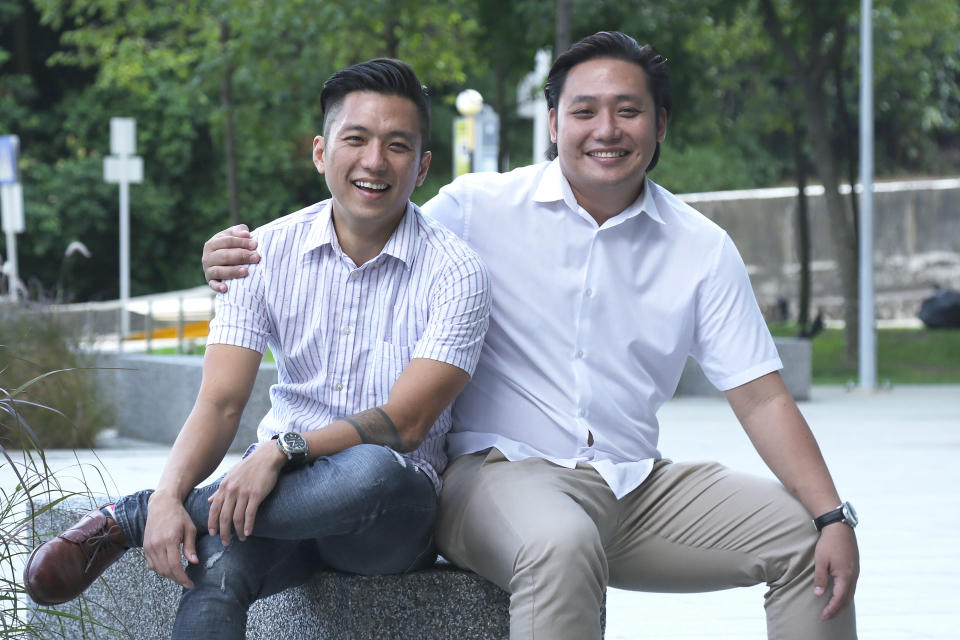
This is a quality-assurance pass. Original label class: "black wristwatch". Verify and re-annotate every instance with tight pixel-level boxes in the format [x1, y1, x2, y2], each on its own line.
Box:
[813, 501, 858, 531]
[272, 432, 308, 471]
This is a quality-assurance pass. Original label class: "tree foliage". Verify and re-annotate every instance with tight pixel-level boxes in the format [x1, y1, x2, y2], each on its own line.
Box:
[1, 0, 958, 319]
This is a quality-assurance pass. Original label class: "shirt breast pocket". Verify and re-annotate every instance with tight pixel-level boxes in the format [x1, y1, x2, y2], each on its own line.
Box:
[366, 341, 415, 406]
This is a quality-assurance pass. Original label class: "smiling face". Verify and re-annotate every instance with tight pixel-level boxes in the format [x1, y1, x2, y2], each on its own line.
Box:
[549, 57, 667, 223]
[313, 90, 431, 235]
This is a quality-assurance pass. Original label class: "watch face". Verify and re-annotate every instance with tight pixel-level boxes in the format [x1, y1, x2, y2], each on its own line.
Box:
[281, 432, 306, 453]
[841, 502, 859, 527]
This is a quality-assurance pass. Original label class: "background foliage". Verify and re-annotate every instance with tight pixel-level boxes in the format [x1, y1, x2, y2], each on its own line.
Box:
[1, 0, 959, 302]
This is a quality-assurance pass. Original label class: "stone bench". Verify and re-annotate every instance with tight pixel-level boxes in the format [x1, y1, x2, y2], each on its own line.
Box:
[674, 337, 812, 400]
[92, 337, 811, 454]
[28, 496, 516, 639]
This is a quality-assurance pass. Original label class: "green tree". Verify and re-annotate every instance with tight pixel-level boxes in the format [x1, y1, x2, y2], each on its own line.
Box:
[3, 0, 481, 301]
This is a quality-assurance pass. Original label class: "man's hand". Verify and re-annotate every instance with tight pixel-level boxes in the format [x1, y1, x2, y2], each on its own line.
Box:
[202, 224, 260, 293]
[143, 492, 199, 589]
[813, 523, 860, 620]
[206, 443, 286, 546]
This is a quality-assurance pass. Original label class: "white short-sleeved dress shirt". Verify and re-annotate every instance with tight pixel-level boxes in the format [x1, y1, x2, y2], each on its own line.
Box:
[207, 199, 491, 491]
[422, 160, 781, 498]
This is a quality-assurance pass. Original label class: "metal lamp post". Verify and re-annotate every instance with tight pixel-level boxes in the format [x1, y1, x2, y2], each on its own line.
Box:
[453, 89, 484, 178]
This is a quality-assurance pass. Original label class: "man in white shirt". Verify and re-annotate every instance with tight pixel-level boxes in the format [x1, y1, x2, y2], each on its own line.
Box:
[24, 58, 490, 639]
[201, 32, 858, 640]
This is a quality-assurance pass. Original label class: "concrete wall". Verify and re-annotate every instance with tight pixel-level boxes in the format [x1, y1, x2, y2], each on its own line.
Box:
[94, 340, 809, 448]
[682, 180, 960, 320]
[94, 352, 274, 451]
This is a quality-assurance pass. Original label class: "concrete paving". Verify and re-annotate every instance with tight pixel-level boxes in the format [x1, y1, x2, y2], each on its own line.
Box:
[4, 384, 958, 639]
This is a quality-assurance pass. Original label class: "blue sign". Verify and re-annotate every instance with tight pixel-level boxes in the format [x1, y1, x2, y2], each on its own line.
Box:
[0, 135, 19, 185]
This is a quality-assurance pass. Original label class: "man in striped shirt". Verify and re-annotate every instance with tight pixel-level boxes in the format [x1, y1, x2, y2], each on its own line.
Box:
[24, 58, 491, 639]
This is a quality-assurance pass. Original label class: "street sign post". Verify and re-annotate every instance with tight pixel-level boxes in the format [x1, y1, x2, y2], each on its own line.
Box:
[104, 118, 143, 346]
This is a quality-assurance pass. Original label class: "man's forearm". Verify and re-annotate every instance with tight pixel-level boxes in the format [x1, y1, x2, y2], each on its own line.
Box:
[154, 344, 262, 501]
[154, 399, 244, 501]
[726, 373, 842, 517]
[343, 407, 413, 451]
[298, 406, 416, 462]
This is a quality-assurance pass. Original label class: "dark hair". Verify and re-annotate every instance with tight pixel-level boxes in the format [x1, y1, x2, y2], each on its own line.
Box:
[544, 31, 671, 171]
[320, 58, 431, 150]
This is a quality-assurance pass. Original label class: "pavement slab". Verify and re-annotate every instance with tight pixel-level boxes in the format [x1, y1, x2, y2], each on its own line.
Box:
[4, 384, 958, 639]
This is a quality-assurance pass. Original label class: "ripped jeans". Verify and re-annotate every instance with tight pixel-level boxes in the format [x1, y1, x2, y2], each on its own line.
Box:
[113, 444, 437, 640]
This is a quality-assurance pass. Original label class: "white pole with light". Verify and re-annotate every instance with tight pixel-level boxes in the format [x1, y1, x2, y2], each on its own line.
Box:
[453, 89, 484, 178]
[104, 118, 144, 348]
[859, 0, 877, 389]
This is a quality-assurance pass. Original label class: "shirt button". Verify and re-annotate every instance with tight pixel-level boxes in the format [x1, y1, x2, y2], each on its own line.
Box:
[577, 408, 586, 418]
[585, 288, 593, 297]
[350, 271, 360, 280]
[334, 382, 345, 391]
[575, 350, 585, 359]
[342, 326, 352, 335]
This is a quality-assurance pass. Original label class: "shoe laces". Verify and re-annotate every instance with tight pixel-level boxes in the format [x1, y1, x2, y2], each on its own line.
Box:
[81, 522, 123, 573]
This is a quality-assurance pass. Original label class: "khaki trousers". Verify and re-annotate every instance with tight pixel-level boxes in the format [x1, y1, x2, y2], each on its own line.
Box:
[436, 449, 856, 640]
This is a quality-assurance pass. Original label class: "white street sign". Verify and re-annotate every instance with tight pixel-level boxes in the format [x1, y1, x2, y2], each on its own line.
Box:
[104, 117, 143, 346]
[1, 183, 24, 233]
[0, 135, 18, 184]
[104, 156, 144, 184]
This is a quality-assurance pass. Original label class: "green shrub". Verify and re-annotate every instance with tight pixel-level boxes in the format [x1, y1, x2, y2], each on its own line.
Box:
[0, 304, 113, 450]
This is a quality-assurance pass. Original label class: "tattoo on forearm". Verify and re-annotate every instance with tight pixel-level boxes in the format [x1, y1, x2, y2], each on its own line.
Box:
[343, 407, 410, 451]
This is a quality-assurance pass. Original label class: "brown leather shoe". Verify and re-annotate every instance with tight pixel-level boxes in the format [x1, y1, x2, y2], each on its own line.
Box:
[23, 506, 128, 605]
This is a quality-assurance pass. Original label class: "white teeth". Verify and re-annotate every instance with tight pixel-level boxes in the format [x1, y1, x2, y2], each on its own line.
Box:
[589, 151, 627, 158]
[354, 181, 388, 190]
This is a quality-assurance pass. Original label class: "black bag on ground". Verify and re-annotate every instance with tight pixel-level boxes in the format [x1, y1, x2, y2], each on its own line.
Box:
[919, 288, 960, 328]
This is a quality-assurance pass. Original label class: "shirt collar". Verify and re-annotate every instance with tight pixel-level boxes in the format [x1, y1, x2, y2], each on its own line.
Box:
[301, 200, 419, 269]
[532, 158, 666, 226]
[303, 200, 336, 254]
[378, 201, 419, 269]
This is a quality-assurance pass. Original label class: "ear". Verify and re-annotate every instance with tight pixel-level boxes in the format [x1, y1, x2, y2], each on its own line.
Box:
[415, 150, 432, 187]
[656, 108, 668, 143]
[548, 108, 558, 144]
[313, 135, 326, 174]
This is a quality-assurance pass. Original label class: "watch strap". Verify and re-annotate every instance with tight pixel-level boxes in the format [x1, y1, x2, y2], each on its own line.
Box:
[814, 507, 845, 530]
[813, 501, 857, 531]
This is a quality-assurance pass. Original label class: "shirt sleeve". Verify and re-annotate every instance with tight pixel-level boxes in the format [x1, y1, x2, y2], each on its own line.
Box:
[206, 255, 271, 354]
[421, 181, 469, 240]
[412, 253, 492, 377]
[689, 234, 782, 390]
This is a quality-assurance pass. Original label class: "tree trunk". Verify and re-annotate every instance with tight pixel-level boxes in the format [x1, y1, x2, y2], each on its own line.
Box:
[801, 80, 859, 363]
[12, 6, 31, 75]
[757, 0, 858, 364]
[220, 20, 240, 226]
[833, 54, 861, 240]
[555, 0, 572, 55]
[383, 19, 400, 58]
[495, 64, 509, 171]
[792, 116, 811, 333]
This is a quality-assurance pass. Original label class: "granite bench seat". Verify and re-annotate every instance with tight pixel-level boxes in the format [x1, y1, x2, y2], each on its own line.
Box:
[28, 496, 516, 639]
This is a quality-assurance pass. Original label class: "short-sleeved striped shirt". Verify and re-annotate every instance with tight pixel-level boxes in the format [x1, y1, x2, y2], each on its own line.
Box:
[207, 199, 491, 491]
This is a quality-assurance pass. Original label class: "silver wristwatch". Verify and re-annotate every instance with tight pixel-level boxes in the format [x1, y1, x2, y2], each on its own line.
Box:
[272, 432, 308, 471]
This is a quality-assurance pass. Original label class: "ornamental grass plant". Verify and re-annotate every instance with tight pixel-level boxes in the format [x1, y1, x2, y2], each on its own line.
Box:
[1, 303, 118, 637]
[0, 304, 112, 449]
